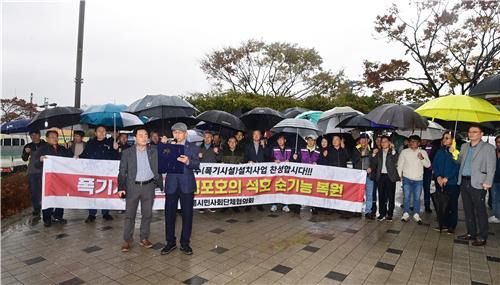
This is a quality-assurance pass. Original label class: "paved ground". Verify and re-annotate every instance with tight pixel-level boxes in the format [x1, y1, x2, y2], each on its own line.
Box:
[1, 186, 499, 285]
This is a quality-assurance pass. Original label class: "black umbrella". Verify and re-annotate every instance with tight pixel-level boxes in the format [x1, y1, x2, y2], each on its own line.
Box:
[28, 106, 82, 130]
[365, 104, 428, 130]
[431, 189, 450, 232]
[145, 116, 199, 137]
[469, 74, 500, 99]
[197, 110, 246, 132]
[126, 94, 198, 118]
[336, 114, 395, 130]
[240, 107, 285, 131]
[281, 107, 309, 118]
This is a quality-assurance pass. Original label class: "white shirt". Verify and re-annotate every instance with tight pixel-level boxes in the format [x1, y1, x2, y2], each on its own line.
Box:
[397, 148, 431, 181]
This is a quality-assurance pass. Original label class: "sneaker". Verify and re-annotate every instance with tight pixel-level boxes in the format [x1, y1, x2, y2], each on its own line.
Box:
[43, 219, 52, 227]
[488, 216, 500, 224]
[85, 215, 96, 223]
[425, 206, 432, 213]
[413, 213, 422, 224]
[434, 226, 447, 232]
[282, 205, 290, 213]
[447, 228, 455, 234]
[311, 208, 318, 215]
[160, 244, 177, 255]
[377, 215, 386, 221]
[103, 214, 113, 221]
[199, 209, 205, 214]
[386, 216, 393, 222]
[401, 212, 410, 222]
[365, 213, 375, 220]
[208, 209, 216, 213]
[180, 245, 193, 255]
[270, 205, 278, 212]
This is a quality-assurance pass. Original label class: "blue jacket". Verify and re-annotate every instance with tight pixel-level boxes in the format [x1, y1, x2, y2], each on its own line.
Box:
[164, 141, 200, 194]
[433, 147, 460, 185]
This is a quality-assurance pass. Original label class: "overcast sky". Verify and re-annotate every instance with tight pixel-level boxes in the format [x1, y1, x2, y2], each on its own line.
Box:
[2, 0, 410, 108]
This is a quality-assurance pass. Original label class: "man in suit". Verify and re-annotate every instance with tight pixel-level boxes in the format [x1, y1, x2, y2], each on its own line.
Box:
[457, 124, 496, 246]
[243, 129, 266, 211]
[371, 136, 400, 221]
[118, 126, 163, 252]
[161, 122, 200, 255]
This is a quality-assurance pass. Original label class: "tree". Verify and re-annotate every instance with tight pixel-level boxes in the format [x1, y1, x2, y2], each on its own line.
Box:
[200, 39, 336, 98]
[363, 0, 500, 98]
[0, 97, 38, 123]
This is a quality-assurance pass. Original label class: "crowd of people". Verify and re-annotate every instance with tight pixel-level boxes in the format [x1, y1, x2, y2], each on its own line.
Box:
[21, 122, 500, 253]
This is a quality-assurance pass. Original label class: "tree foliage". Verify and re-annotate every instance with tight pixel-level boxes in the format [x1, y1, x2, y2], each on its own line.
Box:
[200, 39, 338, 98]
[364, 0, 500, 98]
[0, 97, 38, 123]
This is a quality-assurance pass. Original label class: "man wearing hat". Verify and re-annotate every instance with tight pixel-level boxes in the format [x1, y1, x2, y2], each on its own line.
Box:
[22, 130, 47, 218]
[297, 134, 321, 214]
[161, 122, 200, 256]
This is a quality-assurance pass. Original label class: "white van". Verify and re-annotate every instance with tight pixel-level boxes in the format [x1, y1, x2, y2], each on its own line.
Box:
[1, 134, 31, 172]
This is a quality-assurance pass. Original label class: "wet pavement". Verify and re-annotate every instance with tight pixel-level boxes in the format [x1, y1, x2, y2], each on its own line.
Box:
[1, 184, 499, 285]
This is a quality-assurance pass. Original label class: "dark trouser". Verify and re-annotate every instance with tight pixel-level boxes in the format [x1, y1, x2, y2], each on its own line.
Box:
[165, 191, 194, 247]
[460, 178, 488, 240]
[443, 184, 460, 229]
[423, 168, 432, 208]
[43, 208, 64, 222]
[123, 183, 155, 242]
[372, 180, 378, 214]
[88, 209, 110, 216]
[377, 174, 395, 218]
[28, 173, 42, 214]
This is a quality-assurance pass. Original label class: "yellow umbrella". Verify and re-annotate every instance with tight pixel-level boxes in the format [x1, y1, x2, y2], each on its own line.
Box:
[415, 95, 500, 123]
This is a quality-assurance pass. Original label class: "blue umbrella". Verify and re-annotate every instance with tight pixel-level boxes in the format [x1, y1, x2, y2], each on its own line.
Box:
[295, 110, 323, 124]
[81, 104, 146, 129]
[1, 119, 32, 134]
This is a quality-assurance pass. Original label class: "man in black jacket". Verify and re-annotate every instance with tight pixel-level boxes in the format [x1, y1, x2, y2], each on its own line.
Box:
[34, 130, 73, 227]
[22, 130, 46, 218]
[325, 135, 350, 168]
[371, 136, 400, 221]
[80, 125, 119, 222]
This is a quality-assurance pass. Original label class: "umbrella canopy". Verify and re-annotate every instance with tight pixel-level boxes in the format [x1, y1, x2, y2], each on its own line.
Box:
[415, 95, 500, 123]
[295, 110, 323, 124]
[282, 107, 309, 118]
[267, 132, 307, 150]
[365, 104, 428, 130]
[469, 74, 500, 99]
[187, 129, 204, 143]
[28, 106, 82, 130]
[336, 114, 395, 130]
[126, 94, 198, 118]
[271, 118, 323, 139]
[145, 116, 199, 136]
[1, 119, 32, 134]
[396, 121, 446, 140]
[196, 110, 246, 132]
[81, 104, 145, 128]
[317, 107, 363, 134]
[240, 107, 285, 131]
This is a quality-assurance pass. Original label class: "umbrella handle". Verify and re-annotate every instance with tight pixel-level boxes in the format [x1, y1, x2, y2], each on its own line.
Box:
[113, 112, 117, 144]
[295, 129, 298, 153]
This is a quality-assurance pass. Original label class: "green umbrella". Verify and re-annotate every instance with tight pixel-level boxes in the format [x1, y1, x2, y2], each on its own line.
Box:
[295, 110, 323, 124]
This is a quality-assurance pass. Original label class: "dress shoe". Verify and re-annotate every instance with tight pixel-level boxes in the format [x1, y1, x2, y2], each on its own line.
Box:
[121, 242, 131, 252]
[472, 239, 487, 246]
[103, 214, 114, 221]
[457, 233, 475, 241]
[85, 215, 96, 223]
[140, 239, 153, 248]
[52, 218, 67, 224]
